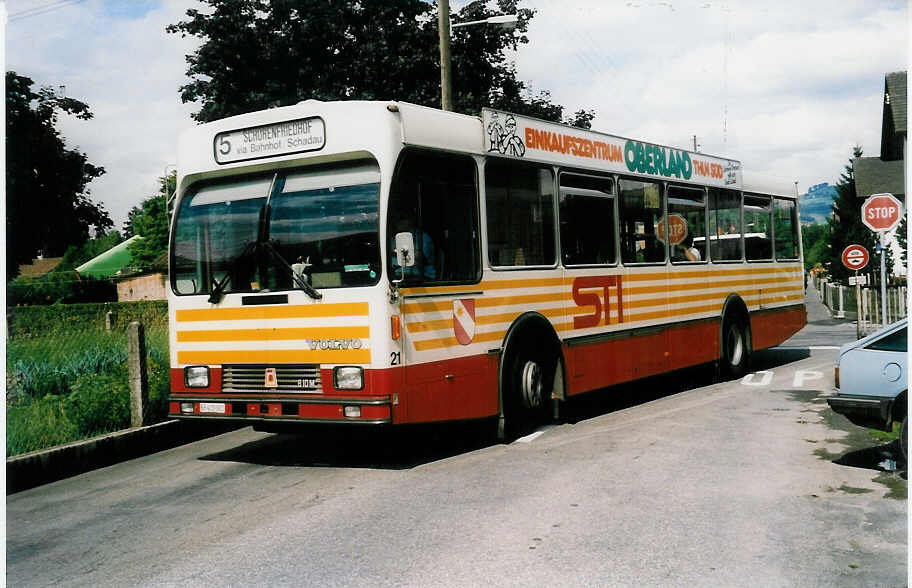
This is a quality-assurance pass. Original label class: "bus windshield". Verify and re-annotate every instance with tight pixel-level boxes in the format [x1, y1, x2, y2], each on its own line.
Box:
[171, 164, 381, 295]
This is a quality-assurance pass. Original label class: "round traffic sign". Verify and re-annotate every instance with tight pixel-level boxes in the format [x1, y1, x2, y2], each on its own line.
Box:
[861, 193, 903, 232]
[841, 244, 869, 270]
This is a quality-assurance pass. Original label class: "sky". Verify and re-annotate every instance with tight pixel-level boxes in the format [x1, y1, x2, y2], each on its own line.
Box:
[4, 0, 909, 232]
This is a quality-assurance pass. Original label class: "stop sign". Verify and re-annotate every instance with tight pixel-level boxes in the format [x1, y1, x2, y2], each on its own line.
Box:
[861, 193, 903, 232]
[657, 213, 688, 245]
[841, 244, 869, 271]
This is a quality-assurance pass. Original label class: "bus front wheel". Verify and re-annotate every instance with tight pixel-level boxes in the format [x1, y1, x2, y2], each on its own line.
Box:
[501, 338, 555, 440]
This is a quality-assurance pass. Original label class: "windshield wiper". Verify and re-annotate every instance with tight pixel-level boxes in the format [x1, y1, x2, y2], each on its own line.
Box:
[261, 239, 322, 300]
[208, 239, 258, 304]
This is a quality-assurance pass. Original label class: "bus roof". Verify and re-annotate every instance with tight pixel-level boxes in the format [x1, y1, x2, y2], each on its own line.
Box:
[177, 100, 792, 197]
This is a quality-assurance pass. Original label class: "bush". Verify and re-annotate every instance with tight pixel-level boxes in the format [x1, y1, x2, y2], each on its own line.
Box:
[7, 300, 168, 337]
[7, 395, 81, 456]
[7, 272, 117, 306]
[67, 365, 132, 436]
[7, 330, 129, 399]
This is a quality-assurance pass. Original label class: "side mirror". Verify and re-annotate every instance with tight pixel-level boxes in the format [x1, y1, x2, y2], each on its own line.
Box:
[395, 232, 415, 270]
[390, 231, 415, 304]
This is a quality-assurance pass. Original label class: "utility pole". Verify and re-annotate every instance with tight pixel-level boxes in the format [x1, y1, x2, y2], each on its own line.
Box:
[438, 0, 452, 111]
[692, 135, 699, 152]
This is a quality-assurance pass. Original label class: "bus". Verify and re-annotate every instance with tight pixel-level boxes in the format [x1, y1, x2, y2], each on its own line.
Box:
[167, 100, 806, 438]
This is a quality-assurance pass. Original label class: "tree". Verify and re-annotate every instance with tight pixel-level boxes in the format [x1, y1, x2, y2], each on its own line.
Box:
[125, 172, 176, 271]
[825, 146, 883, 283]
[801, 222, 830, 271]
[167, 0, 592, 127]
[6, 72, 111, 279]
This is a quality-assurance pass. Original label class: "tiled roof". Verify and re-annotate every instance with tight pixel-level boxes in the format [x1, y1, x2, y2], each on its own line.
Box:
[17, 257, 63, 278]
[853, 157, 905, 199]
[881, 71, 907, 160]
[886, 71, 907, 134]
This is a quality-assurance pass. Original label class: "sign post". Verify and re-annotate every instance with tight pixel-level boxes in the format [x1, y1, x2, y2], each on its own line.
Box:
[861, 193, 902, 328]
[842, 245, 870, 338]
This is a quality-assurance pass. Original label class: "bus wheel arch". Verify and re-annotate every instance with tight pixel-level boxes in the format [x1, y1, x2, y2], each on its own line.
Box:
[498, 312, 564, 440]
[719, 295, 752, 379]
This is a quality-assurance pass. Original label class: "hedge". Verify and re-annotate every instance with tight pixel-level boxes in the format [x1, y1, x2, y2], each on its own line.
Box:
[7, 300, 168, 337]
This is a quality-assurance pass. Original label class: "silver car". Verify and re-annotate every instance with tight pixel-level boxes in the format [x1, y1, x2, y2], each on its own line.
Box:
[828, 318, 907, 459]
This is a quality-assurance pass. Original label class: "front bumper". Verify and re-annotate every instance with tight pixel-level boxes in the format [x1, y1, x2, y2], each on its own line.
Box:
[169, 394, 392, 425]
[827, 394, 893, 431]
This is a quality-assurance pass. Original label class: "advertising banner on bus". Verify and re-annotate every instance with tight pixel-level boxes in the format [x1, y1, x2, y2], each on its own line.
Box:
[482, 109, 742, 189]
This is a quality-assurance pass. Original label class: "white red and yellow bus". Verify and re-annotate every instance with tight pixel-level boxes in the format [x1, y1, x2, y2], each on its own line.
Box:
[167, 100, 806, 437]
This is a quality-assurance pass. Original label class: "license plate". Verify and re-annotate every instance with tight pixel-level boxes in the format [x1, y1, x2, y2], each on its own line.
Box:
[199, 402, 226, 414]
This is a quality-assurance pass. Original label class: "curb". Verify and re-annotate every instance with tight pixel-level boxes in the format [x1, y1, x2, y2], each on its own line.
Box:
[6, 420, 233, 495]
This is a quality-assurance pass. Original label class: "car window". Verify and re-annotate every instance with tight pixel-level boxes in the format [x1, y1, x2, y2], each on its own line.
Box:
[865, 326, 907, 352]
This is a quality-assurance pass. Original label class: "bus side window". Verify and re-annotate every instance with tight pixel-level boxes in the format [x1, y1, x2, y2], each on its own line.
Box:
[667, 184, 707, 264]
[485, 160, 556, 268]
[387, 149, 480, 284]
[559, 173, 616, 266]
[618, 178, 665, 264]
[709, 187, 743, 262]
[774, 197, 799, 260]
[744, 194, 773, 261]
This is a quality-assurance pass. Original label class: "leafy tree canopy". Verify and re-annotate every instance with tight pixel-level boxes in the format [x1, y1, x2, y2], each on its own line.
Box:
[167, 0, 594, 126]
[125, 172, 176, 271]
[801, 222, 830, 271]
[6, 71, 111, 279]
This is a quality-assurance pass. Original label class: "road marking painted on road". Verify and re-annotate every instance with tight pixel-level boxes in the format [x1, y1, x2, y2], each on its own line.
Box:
[741, 371, 774, 386]
[792, 370, 824, 387]
[773, 345, 840, 350]
[514, 425, 556, 444]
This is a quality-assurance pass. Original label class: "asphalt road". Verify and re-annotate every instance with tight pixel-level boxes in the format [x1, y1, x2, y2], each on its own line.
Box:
[7, 290, 907, 587]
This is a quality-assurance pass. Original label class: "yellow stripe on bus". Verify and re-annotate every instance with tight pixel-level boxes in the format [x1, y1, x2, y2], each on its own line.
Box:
[175, 302, 370, 322]
[408, 294, 804, 351]
[177, 348, 371, 365]
[399, 266, 801, 300]
[404, 307, 566, 334]
[176, 325, 371, 342]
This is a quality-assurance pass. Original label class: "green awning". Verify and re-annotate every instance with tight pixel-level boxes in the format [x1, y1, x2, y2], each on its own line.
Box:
[75, 235, 141, 278]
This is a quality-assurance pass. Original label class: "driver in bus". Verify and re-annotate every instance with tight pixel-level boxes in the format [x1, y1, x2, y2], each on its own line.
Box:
[390, 211, 436, 280]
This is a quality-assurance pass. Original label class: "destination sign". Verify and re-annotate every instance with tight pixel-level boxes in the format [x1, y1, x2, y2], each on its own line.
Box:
[214, 117, 325, 164]
[482, 109, 742, 189]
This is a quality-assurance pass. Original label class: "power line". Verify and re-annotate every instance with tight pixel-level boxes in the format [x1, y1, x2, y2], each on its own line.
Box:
[8, 0, 85, 22]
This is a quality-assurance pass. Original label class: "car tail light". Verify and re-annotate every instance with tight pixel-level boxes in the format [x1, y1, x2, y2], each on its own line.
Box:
[834, 366, 839, 389]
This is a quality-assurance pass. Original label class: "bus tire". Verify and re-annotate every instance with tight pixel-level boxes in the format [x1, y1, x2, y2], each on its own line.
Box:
[501, 324, 558, 441]
[720, 312, 751, 379]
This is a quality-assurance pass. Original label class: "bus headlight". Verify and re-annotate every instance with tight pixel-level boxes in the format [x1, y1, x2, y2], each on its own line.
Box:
[185, 366, 210, 388]
[334, 366, 363, 390]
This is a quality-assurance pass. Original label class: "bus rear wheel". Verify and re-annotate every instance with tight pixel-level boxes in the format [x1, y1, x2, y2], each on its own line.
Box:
[720, 315, 750, 379]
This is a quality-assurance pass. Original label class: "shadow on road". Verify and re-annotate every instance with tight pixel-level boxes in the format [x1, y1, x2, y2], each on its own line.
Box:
[199, 348, 812, 470]
[563, 348, 810, 425]
[199, 421, 498, 470]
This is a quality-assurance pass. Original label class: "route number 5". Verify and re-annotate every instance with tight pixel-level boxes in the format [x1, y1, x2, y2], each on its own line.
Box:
[217, 136, 232, 156]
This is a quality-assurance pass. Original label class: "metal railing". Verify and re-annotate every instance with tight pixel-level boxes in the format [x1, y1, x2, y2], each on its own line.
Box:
[813, 275, 907, 336]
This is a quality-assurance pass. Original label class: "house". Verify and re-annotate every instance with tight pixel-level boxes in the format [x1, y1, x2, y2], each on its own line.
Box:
[16, 256, 63, 278]
[115, 252, 168, 302]
[852, 70, 906, 276]
[74, 235, 141, 278]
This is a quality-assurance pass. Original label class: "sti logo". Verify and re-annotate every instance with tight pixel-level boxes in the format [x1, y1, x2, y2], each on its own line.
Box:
[571, 276, 624, 329]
